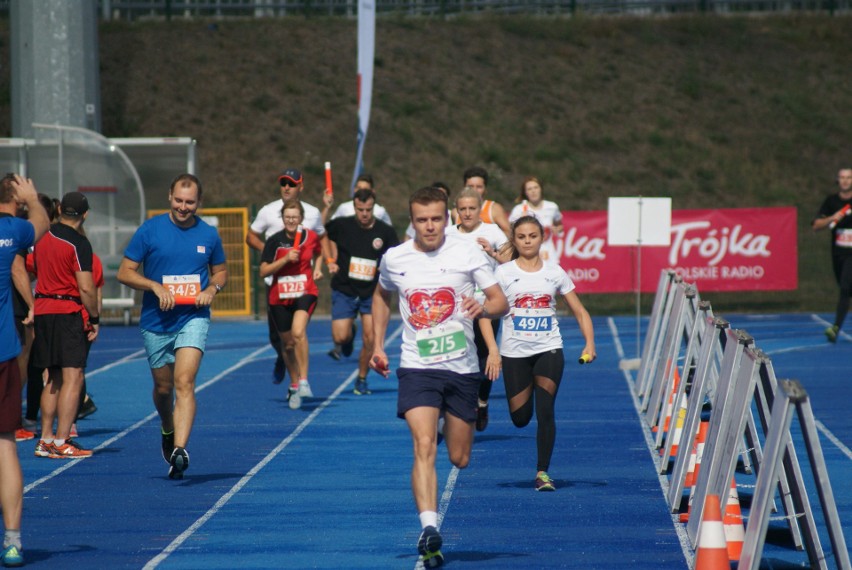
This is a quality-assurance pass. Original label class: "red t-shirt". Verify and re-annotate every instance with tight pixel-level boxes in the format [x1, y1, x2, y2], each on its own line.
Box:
[261, 228, 321, 306]
[31, 223, 94, 316]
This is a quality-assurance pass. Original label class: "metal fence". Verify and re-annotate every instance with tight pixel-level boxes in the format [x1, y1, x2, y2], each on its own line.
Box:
[0, 0, 849, 19]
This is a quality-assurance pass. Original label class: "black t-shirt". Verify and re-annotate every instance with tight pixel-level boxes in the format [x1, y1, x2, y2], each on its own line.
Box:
[816, 193, 852, 258]
[326, 216, 399, 298]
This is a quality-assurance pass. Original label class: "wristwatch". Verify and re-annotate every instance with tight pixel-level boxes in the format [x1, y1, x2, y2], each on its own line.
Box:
[214, 283, 223, 293]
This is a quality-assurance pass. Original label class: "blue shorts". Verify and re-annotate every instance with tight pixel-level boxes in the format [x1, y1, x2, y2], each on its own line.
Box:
[396, 367, 480, 422]
[141, 317, 210, 369]
[331, 289, 373, 320]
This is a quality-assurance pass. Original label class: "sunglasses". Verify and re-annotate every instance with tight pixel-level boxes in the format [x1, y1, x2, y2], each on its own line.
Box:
[280, 178, 300, 188]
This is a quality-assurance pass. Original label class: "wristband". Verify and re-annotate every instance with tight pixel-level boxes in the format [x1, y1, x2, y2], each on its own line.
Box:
[89, 315, 100, 325]
[326, 257, 336, 264]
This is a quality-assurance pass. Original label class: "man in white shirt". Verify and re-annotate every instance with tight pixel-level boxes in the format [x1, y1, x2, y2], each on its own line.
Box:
[246, 168, 329, 384]
[371, 186, 507, 568]
[321, 173, 392, 226]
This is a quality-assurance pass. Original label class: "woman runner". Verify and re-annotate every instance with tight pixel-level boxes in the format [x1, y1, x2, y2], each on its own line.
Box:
[494, 215, 595, 491]
[260, 199, 322, 410]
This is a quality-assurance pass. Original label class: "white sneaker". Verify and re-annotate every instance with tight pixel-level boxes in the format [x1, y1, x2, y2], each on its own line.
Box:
[288, 387, 302, 410]
[297, 379, 314, 398]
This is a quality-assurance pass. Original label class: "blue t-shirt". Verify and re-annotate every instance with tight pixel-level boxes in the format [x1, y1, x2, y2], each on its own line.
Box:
[0, 216, 35, 362]
[124, 213, 226, 333]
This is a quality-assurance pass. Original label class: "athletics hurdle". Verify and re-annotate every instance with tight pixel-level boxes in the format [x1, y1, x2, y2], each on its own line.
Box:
[739, 380, 851, 570]
[635, 269, 677, 399]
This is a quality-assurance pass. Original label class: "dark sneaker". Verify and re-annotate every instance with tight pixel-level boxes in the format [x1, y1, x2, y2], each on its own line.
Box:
[51, 439, 93, 459]
[475, 402, 489, 432]
[417, 526, 444, 568]
[535, 470, 556, 492]
[353, 377, 371, 395]
[77, 395, 98, 419]
[288, 386, 302, 410]
[825, 325, 840, 343]
[34, 439, 55, 458]
[273, 356, 286, 384]
[1, 545, 24, 568]
[341, 323, 357, 357]
[169, 447, 189, 479]
[327, 346, 342, 361]
[161, 430, 175, 464]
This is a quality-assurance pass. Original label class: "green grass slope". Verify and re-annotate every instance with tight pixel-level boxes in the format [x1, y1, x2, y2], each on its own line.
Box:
[2, 14, 850, 314]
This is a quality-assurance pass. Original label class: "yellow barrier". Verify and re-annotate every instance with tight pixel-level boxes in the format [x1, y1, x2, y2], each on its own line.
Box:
[148, 208, 251, 317]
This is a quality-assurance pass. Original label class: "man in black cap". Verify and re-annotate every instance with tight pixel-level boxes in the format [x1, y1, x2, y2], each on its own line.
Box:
[246, 168, 331, 393]
[30, 191, 100, 459]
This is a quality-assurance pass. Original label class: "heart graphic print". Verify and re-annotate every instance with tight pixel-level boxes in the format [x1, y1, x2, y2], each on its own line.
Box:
[407, 287, 456, 330]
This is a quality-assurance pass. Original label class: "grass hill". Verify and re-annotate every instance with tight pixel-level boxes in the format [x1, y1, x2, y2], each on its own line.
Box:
[2, 13, 851, 315]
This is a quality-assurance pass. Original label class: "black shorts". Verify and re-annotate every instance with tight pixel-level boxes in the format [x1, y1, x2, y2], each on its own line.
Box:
[269, 295, 318, 333]
[396, 367, 480, 422]
[0, 358, 22, 433]
[31, 312, 89, 369]
[502, 349, 565, 392]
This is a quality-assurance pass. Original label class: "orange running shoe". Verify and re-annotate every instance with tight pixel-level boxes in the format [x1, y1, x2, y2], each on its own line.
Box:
[50, 439, 93, 459]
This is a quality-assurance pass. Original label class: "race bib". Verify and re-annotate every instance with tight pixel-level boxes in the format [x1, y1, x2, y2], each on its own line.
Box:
[511, 308, 556, 339]
[835, 229, 852, 248]
[163, 274, 201, 305]
[348, 256, 377, 281]
[415, 320, 467, 364]
[277, 274, 307, 299]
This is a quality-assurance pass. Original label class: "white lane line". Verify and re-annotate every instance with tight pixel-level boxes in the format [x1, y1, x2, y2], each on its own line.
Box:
[607, 317, 695, 569]
[144, 324, 405, 569]
[24, 345, 270, 494]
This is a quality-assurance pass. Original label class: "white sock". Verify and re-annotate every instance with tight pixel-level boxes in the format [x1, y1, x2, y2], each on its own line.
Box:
[419, 510, 438, 529]
[54, 439, 65, 447]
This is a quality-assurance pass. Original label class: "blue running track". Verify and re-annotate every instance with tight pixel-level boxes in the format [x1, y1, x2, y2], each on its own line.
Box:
[14, 312, 852, 568]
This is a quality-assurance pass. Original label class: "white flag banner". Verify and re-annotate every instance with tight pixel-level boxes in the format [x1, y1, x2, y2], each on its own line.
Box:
[351, 0, 376, 195]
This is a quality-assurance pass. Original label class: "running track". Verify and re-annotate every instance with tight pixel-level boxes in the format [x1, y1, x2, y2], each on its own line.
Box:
[14, 313, 852, 568]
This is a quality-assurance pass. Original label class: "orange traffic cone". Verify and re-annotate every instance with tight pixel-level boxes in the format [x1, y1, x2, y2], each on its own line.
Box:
[724, 479, 745, 561]
[654, 362, 680, 434]
[669, 393, 688, 457]
[684, 421, 709, 488]
[695, 494, 729, 570]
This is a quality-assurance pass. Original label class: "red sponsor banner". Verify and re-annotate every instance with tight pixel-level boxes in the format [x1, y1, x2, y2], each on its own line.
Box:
[556, 207, 797, 293]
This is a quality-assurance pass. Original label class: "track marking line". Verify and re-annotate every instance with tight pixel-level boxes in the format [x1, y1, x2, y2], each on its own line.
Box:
[607, 317, 695, 569]
[24, 345, 270, 494]
[143, 324, 404, 569]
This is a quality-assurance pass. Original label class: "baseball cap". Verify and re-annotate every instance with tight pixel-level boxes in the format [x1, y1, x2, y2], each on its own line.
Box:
[278, 168, 303, 185]
[60, 192, 90, 217]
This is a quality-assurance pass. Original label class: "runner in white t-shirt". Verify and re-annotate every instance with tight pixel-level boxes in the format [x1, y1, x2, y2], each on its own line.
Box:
[495, 214, 595, 493]
[508, 176, 564, 267]
[246, 168, 329, 387]
[445, 187, 509, 433]
[371, 186, 507, 569]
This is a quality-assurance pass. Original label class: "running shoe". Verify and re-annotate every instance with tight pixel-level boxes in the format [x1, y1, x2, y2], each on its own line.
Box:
[14, 428, 35, 442]
[825, 325, 840, 343]
[417, 526, 444, 568]
[77, 395, 98, 419]
[475, 402, 489, 432]
[535, 471, 556, 492]
[1, 545, 24, 568]
[69, 423, 78, 438]
[327, 346, 342, 361]
[51, 439, 93, 459]
[341, 323, 357, 357]
[298, 379, 314, 398]
[34, 439, 55, 458]
[353, 377, 371, 395]
[288, 386, 302, 410]
[161, 430, 175, 463]
[168, 447, 189, 479]
[272, 356, 286, 384]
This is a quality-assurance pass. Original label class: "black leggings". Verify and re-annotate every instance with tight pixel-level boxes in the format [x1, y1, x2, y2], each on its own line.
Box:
[832, 255, 852, 329]
[502, 349, 564, 472]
